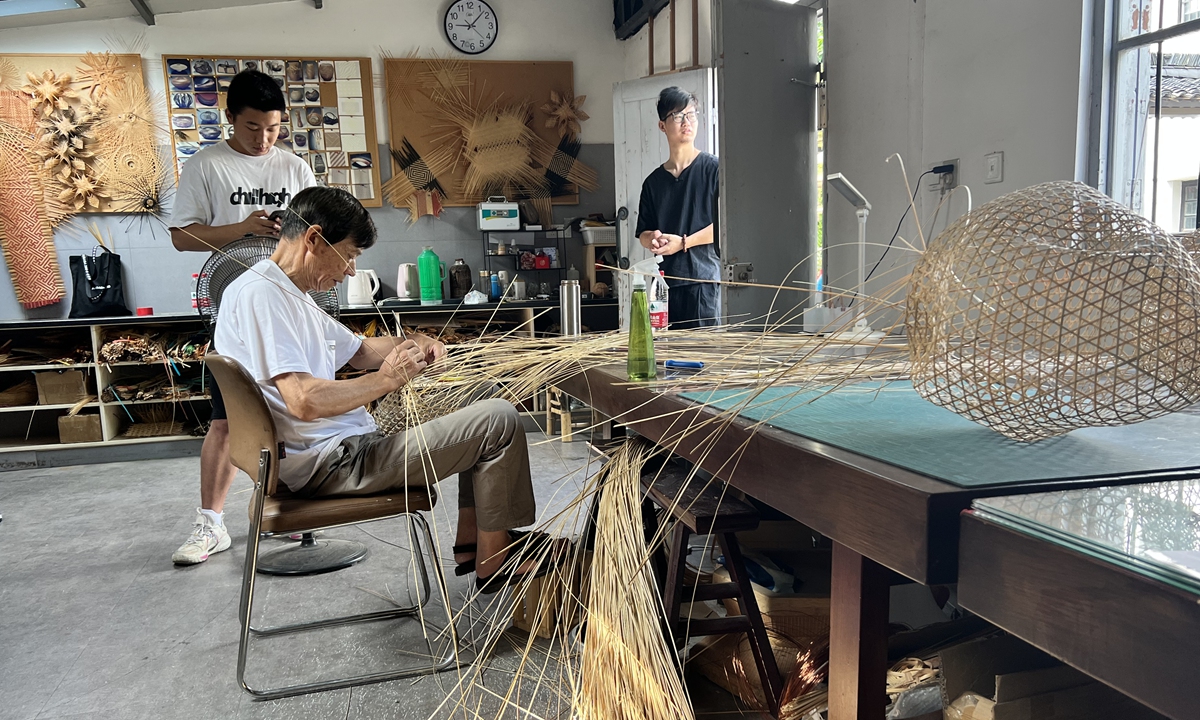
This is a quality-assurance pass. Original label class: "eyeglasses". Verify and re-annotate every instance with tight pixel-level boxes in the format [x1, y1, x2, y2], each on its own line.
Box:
[666, 110, 700, 126]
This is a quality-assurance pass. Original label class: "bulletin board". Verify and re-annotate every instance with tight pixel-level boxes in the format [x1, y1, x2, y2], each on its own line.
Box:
[382, 58, 582, 209]
[160, 55, 383, 207]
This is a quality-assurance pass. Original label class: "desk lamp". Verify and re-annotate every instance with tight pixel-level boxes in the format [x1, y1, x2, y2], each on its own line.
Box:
[826, 173, 880, 337]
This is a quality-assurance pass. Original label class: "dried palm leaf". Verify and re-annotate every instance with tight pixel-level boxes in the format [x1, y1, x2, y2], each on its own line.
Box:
[0, 59, 19, 91]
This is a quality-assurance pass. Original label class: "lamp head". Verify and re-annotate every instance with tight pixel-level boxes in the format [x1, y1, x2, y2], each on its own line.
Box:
[827, 173, 871, 211]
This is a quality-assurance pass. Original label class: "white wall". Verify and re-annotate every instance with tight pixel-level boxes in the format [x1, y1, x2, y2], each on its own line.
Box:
[0, 0, 624, 143]
[826, 0, 1089, 323]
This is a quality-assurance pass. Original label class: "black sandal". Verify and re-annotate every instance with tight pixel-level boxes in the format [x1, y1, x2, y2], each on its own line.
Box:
[474, 530, 561, 595]
[452, 530, 540, 576]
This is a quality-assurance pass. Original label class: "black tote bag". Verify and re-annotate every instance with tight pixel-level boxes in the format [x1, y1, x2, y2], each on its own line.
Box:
[69, 246, 131, 318]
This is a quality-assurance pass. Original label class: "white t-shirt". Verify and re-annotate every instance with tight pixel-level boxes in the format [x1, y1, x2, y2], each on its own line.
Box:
[214, 260, 376, 490]
[170, 142, 316, 229]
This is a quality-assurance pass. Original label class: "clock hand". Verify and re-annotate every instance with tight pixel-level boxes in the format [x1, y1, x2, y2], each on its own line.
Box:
[474, 27, 485, 38]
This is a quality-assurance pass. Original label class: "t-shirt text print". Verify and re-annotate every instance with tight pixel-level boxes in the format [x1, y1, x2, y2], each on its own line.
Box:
[170, 141, 316, 230]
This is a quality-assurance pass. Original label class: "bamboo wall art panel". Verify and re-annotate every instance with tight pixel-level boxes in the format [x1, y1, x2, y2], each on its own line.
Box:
[0, 53, 158, 309]
[382, 56, 597, 223]
[161, 56, 383, 207]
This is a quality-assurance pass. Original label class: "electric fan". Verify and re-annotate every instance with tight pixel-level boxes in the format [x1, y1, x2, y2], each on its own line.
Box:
[196, 234, 340, 325]
[197, 234, 350, 576]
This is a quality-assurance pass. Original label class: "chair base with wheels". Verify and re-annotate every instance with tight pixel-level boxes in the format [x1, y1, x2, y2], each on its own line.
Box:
[207, 354, 462, 701]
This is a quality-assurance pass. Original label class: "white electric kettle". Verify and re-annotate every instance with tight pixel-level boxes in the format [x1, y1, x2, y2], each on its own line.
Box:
[345, 268, 380, 306]
[397, 263, 420, 299]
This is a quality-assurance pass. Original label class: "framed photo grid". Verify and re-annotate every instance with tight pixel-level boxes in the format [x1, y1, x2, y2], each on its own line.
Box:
[161, 55, 382, 207]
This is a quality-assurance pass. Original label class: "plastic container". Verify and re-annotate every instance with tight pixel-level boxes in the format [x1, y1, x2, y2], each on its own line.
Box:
[417, 246, 445, 306]
[627, 278, 655, 381]
[489, 273, 502, 302]
[650, 270, 669, 333]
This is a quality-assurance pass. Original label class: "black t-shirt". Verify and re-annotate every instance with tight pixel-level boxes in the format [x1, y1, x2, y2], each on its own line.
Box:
[634, 152, 721, 286]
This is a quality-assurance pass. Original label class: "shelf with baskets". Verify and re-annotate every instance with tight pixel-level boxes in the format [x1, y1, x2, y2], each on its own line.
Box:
[0, 315, 212, 452]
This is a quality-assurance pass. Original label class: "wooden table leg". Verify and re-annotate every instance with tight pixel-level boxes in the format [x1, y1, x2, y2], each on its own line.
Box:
[828, 541, 890, 720]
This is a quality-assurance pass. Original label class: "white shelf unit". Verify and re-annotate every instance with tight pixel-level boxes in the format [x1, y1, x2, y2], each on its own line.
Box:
[0, 314, 210, 452]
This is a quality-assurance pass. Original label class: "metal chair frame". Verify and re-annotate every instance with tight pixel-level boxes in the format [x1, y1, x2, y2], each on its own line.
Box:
[208, 355, 462, 700]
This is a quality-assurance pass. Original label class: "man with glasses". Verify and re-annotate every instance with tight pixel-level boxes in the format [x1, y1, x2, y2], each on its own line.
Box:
[635, 86, 721, 328]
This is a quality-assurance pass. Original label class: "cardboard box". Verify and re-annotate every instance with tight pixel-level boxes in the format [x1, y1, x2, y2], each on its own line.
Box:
[939, 634, 1168, 720]
[36, 370, 87, 405]
[58, 414, 102, 444]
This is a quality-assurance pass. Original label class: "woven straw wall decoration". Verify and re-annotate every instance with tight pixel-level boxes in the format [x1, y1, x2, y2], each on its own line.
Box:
[906, 181, 1200, 442]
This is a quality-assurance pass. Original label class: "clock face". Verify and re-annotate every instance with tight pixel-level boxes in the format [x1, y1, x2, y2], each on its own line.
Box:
[444, 1, 498, 55]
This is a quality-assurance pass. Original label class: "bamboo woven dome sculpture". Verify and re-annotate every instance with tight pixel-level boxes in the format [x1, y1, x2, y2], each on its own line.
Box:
[906, 181, 1200, 442]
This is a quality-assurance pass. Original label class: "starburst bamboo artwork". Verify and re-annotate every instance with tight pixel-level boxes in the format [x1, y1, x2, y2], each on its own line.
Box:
[76, 51, 127, 99]
[541, 90, 589, 140]
[23, 69, 75, 117]
[384, 56, 595, 210]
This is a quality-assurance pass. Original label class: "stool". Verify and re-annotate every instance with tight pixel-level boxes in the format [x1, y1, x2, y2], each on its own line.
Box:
[642, 464, 784, 716]
[545, 386, 594, 442]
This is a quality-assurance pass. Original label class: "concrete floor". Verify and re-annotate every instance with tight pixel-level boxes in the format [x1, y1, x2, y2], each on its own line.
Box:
[0, 432, 763, 720]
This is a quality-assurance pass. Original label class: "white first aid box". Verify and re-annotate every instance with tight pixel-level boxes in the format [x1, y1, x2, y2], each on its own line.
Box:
[477, 197, 520, 231]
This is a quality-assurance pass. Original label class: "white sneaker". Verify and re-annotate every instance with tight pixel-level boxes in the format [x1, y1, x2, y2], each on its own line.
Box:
[172, 510, 232, 565]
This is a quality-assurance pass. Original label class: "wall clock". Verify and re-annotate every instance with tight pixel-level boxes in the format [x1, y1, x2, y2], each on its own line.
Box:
[444, 1, 498, 55]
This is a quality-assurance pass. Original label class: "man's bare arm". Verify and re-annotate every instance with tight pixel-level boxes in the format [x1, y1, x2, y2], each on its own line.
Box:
[170, 211, 281, 252]
[349, 335, 446, 370]
[276, 341, 427, 421]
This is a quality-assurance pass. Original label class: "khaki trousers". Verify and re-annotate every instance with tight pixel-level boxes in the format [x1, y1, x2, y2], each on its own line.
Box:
[299, 398, 535, 532]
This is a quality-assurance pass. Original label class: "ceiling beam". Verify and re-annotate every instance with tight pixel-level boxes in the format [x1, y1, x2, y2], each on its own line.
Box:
[128, 0, 154, 25]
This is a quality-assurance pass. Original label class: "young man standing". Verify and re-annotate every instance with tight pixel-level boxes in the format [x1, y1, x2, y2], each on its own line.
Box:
[169, 70, 316, 565]
[635, 86, 721, 329]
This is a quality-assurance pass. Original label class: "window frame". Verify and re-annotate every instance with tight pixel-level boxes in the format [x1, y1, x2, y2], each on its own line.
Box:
[1182, 179, 1198, 230]
[1093, 1, 1200, 208]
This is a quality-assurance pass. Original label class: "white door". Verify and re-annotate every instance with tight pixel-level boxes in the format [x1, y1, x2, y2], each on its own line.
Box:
[612, 68, 716, 328]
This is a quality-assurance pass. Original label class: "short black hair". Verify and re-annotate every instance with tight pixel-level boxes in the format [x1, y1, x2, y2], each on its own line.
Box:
[226, 70, 285, 118]
[282, 186, 376, 250]
[657, 86, 696, 121]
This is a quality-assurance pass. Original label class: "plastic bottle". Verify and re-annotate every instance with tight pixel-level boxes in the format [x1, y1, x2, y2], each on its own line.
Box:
[650, 270, 669, 334]
[489, 273, 502, 302]
[627, 275, 656, 381]
[417, 246, 445, 306]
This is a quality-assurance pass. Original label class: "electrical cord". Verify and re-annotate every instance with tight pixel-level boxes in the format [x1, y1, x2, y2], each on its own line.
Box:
[863, 170, 931, 284]
[863, 164, 956, 284]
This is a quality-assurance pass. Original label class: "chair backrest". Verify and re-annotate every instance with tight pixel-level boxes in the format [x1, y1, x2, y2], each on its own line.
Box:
[205, 354, 281, 495]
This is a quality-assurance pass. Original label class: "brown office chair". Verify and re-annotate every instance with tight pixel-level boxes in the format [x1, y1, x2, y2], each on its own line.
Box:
[205, 354, 458, 700]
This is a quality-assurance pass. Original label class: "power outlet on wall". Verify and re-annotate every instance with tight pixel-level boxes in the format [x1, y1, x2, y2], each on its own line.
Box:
[927, 159, 958, 194]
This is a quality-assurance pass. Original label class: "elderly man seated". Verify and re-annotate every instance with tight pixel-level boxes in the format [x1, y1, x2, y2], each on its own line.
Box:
[214, 185, 551, 593]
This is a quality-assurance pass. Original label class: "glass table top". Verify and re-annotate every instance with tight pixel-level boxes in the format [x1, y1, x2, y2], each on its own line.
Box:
[973, 479, 1200, 594]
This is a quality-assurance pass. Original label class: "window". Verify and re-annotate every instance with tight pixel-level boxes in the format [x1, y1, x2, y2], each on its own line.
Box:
[1108, 4, 1200, 232]
[1182, 180, 1197, 230]
[1185, 0, 1200, 24]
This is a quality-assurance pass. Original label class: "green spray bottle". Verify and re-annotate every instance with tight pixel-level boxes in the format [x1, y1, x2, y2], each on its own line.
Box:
[627, 260, 658, 381]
